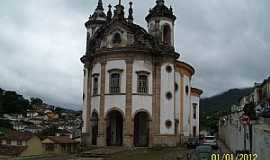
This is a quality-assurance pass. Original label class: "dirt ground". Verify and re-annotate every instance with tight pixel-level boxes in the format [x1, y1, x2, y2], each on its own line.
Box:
[11, 146, 191, 160]
[111, 147, 190, 160]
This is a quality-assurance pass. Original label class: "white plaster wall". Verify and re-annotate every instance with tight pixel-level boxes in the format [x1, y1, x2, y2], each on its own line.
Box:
[219, 112, 251, 153]
[252, 124, 270, 160]
[160, 63, 175, 134]
[105, 95, 126, 116]
[175, 72, 181, 118]
[92, 63, 101, 95]
[183, 76, 191, 136]
[132, 95, 152, 118]
[91, 96, 100, 115]
[191, 95, 200, 136]
[82, 68, 88, 133]
[105, 60, 126, 94]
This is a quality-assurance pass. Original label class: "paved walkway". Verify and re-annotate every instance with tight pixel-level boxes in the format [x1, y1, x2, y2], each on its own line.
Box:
[217, 139, 232, 154]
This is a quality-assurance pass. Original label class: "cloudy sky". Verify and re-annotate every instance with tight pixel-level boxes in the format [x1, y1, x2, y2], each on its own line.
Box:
[0, 0, 269, 110]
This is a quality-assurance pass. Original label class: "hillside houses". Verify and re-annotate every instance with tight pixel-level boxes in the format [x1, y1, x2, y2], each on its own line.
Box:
[0, 104, 82, 139]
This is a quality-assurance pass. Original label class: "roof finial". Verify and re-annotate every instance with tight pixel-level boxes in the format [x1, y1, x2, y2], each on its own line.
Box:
[128, 1, 134, 23]
[119, 0, 122, 5]
[107, 4, 112, 21]
[97, 0, 104, 10]
[156, 0, 164, 6]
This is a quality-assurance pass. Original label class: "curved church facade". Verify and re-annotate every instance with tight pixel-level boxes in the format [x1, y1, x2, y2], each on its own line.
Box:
[81, 0, 203, 147]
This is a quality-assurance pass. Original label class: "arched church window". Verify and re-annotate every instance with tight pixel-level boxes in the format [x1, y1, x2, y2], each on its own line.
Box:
[193, 103, 197, 119]
[110, 73, 121, 94]
[113, 33, 122, 44]
[137, 75, 148, 94]
[175, 83, 179, 91]
[163, 25, 171, 45]
[185, 85, 189, 95]
[93, 76, 99, 96]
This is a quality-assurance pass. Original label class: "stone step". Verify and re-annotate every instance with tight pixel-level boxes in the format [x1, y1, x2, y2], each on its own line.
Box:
[78, 147, 127, 159]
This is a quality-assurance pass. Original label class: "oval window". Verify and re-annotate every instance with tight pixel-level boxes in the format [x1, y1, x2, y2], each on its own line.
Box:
[165, 120, 172, 128]
[166, 92, 172, 100]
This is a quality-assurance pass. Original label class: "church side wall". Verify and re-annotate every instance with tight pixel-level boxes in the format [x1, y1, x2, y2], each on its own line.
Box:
[191, 95, 200, 136]
[160, 63, 175, 135]
[183, 75, 191, 137]
[91, 63, 101, 114]
[175, 72, 181, 121]
[82, 68, 88, 133]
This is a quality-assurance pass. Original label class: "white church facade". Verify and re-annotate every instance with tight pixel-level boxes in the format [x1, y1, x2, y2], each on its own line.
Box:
[81, 0, 203, 147]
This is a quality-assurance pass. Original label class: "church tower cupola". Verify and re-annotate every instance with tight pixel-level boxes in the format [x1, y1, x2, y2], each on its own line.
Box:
[85, 0, 107, 39]
[146, 0, 176, 47]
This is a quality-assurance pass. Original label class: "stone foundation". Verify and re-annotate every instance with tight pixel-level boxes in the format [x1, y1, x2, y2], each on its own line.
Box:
[81, 133, 91, 146]
[123, 135, 133, 147]
[97, 134, 106, 147]
[84, 131, 184, 147]
[152, 135, 181, 147]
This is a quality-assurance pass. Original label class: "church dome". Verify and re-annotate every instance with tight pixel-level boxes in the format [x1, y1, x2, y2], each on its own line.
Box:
[145, 0, 176, 22]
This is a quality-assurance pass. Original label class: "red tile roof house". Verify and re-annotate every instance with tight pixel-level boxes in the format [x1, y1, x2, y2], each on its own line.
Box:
[42, 136, 79, 154]
[0, 131, 43, 158]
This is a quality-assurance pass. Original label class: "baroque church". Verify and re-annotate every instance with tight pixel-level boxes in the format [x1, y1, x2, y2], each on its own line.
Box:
[81, 0, 203, 147]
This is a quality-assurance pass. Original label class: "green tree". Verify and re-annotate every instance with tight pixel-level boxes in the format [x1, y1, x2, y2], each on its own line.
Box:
[0, 88, 3, 113]
[2, 91, 30, 114]
[0, 119, 13, 129]
[30, 97, 43, 105]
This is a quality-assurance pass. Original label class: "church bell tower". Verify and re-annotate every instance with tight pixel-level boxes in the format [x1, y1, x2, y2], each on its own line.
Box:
[85, 0, 107, 47]
[145, 0, 176, 47]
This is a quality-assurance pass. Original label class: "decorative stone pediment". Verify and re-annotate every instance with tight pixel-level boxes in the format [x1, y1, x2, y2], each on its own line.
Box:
[87, 20, 158, 54]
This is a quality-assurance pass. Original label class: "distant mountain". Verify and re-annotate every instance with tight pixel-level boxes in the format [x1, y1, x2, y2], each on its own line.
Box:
[200, 87, 254, 113]
[200, 87, 254, 131]
[0, 87, 76, 115]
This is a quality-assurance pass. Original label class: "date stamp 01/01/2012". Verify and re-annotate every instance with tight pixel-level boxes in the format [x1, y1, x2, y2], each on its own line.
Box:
[210, 154, 258, 160]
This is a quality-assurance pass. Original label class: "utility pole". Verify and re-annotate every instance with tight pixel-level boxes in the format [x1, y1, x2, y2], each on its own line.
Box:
[244, 124, 246, 152]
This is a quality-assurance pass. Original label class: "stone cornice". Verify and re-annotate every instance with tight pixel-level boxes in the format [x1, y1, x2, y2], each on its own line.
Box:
[136, 71, 151, 75]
